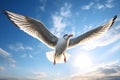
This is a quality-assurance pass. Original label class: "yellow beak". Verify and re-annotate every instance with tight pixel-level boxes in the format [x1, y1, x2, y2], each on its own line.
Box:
[68, 34, 74, 37]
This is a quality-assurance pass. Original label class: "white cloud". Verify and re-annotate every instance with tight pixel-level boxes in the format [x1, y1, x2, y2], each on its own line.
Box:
[0, 66, 5, 71]
[116, 17, 120, 22]
[33, 71, 47, 78]
[72, 75, 120, 80]
[107, 42, 120, 55]
[83, 25, 93, 33]
[40, 6, 45, 11]
[10, 64, 16, 68]
[39, 0, 46, 11]
[71, 60, 120, 80]
[52, 77, 70, 80]
[106, 3, 114, 8]
[29, 54, 33, 58]
[96, 3, 104, 9]
[60, 3, 72, 17]
[21, 54, 27, 58]
[71, 27, 75, 35]
[21, 54, 33, 58]
[107, 0, 114, 3]
[52, 15, 66, 36]
[0, 48, 9, 56]
[96, 0, 114, 9]
[51, 3, 72, 37]
[81, 2, 94, 10]
[26, 46, 33, 50]
[0, 48, 16, 63]
[81, 0, 114, 10]
[8, 58, 16, 63]
[104, 0, 114, 9]
[9, 43, 24, 51]
[9, 43, 33, 51]
[91, 61, 120, 77]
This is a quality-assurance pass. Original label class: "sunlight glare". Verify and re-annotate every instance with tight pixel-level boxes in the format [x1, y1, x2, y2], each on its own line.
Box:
[73, 54, 93, 70]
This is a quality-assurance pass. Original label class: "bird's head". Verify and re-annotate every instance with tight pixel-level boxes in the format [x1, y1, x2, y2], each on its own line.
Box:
[63, 34, 74, 40]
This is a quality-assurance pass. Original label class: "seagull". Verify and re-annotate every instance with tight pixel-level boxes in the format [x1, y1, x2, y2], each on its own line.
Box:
[4, 10, 117, 65]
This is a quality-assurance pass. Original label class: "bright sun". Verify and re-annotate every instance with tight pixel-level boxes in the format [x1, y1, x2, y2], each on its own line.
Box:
[73, 54, 93, 70]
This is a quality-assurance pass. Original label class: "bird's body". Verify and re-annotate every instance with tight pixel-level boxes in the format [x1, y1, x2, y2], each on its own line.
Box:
[55, 38, 67, 56]
[54, 38, 68, 64]
[54, 34, 73, 64]
[4, 10, 117, 65]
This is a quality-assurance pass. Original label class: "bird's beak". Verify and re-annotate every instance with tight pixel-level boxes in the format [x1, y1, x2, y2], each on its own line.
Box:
[68, 34, 74, 37]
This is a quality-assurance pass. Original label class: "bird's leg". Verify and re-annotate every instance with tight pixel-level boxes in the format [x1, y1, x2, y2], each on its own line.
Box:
[54, 60, 56, 65]
[63, 53, 66, 63]
[54, 54, 56, 65]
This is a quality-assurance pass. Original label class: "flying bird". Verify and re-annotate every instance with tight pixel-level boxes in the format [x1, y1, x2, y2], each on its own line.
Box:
[4, 10, 117, 65]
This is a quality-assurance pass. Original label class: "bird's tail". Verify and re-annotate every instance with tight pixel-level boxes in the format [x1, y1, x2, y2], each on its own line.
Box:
[46, 51, 71, 64]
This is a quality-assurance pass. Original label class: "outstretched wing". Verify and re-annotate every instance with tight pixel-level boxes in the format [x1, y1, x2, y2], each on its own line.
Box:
[69, 15, 117, 48]
[4, 10, 58, 49]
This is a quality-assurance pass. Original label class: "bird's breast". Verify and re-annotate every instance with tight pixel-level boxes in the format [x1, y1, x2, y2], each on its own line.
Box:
[55, 38, 68, 55]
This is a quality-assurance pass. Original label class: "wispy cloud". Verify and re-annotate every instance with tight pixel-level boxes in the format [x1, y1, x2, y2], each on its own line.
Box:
[71, 60, 120, 80]
[33, 71, 47, 79]
[0, 48, 10, 57]
[116, 17, 120, 22]
[106, 3, 113, 8]
[83, 24, 93, 33]
[8, 58, 16, 63]
[89, 60, 120, 76]
[107, 42, 120, 55]
[0, 48, 16, 63]
[21, 54, 27, 58]
[39, 0, 46, 11]
[9, 43, 33, 51]
[96, 0, 114, 9]
[51, 3, 72, 37]
[96, 3, 104, 9]
[105, 0, 114, 8]
[0, 48, 16, 70]
[81, 0, 115, 10]
[107, 0, 114, 3]
[21, 54, 33, 58]
[51, 15, 67, 36]
[10, 64, 16, 68]
[0, 66, 5, 71]
[29, 54, 33, 58]
[42, 61, 120, 80]
[81, 2, 94, 10]
[60, 3, 72, 17]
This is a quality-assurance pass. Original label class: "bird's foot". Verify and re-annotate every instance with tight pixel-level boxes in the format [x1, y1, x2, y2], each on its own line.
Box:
[64, 58, 66, 63]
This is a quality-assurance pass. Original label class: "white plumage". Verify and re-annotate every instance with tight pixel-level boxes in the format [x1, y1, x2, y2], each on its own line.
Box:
[4, 10, 117, 65]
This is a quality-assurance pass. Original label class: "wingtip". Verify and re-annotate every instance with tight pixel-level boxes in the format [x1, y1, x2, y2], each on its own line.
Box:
[113, 15, 117, 21]
[2, 10, 5, 12]
[3, 10, 14, 15]
[110, 15, 117, 27]
[3, 10, 9, 15]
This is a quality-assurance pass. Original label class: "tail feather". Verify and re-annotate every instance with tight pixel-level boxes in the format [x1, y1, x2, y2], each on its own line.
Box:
[46, 51, 71, 64]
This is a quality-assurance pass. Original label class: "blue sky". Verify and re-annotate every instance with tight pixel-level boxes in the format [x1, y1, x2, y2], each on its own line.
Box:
[0, 0, 120, 80]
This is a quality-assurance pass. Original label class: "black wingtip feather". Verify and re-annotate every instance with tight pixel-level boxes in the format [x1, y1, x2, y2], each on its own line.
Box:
[110, 15, 117, 27]
[3, 10, 11, 19]
[3, 10, 9, 15]
[113, 15, 117, 21]
[3, 10, 21, 29]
